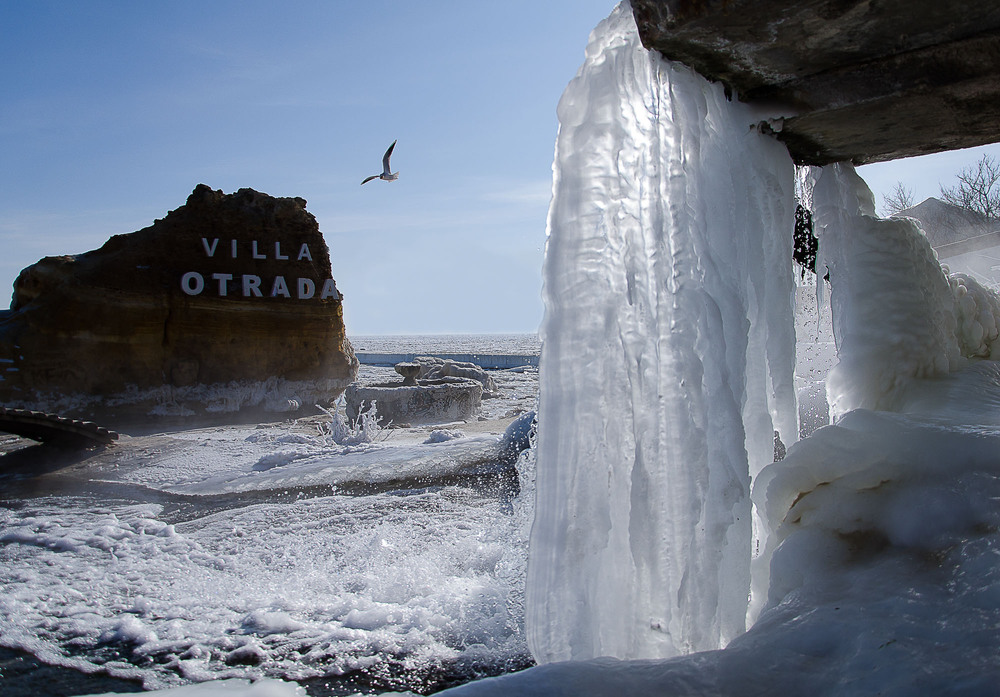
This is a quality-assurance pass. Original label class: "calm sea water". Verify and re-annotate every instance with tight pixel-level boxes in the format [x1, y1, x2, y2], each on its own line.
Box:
[348, 334, 540, 356]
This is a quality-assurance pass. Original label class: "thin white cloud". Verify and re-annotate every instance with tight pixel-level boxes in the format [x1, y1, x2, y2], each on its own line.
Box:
[481, 180, 553, 205]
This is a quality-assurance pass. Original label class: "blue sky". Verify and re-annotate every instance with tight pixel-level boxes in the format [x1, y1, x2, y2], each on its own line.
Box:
[1, 1, 615, 335]
[2, 2, 998, 335]
[858, 144, 1000, 216]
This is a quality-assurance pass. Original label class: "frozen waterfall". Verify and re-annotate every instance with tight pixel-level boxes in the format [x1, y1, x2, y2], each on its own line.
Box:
[441, 3, 1000, 694]
[526, 3, 798, 662]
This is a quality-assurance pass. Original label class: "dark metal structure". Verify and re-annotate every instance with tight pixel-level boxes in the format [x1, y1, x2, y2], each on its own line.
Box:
[0, 407, 118, 447]
[630, 0, 1000, 165]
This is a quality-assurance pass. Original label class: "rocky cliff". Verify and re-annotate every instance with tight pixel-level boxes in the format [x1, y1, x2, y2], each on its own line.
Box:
[630, 0, 1000, 165]
[0, 185, 358, 421]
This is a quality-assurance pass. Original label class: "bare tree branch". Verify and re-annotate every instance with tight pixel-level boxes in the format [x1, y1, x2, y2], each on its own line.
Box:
[882, 182, 914, 216]
[940, 154, 1000, 219]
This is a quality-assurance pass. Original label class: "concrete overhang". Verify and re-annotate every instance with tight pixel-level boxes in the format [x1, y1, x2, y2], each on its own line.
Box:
[630, 0, 1000, 166]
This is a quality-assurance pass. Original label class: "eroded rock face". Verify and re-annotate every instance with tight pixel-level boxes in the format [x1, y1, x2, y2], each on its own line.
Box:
[630, 0, 1000, 165]
[0, 185, 358, 420]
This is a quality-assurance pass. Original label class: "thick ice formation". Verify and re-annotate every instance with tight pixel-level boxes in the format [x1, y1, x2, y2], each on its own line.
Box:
[527, 2, 797, 662]
[813, 165, 962, 416]
[435, 78, 1000, 697]
[444, 398, 1000, 695]
[812, 163, 1000, 418]
[435, 142, 1000, 696]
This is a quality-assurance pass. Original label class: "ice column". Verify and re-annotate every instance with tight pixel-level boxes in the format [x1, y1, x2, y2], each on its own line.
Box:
[527, 3, 797, 663]
[811, 164, 964, 417]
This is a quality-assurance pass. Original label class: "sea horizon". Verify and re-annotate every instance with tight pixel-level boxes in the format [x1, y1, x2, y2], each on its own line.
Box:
[347, 333, 541, 357]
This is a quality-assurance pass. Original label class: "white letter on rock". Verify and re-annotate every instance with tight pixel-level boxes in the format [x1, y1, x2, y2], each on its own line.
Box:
[242, 275, 263, 297]
[181, 272, 204, 296]
[201, 238, 219, 257]
[298, 278, 315, 299]
[320, 279, 340, 300]
[298, 243, 312, 261]
[271, 276, 291, 298]
[212, 273, 233, 296]
[275, 241, 289, 260]
[252, 241, 266, 260]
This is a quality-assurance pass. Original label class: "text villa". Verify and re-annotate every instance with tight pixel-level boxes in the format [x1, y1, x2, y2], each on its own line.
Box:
[179, 237, 341, 300]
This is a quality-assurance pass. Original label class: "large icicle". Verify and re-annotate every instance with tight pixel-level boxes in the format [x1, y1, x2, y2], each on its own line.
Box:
[812, 164, 966, 417]
[810, 162, 1000, 419]
[527, 3, 797, 663]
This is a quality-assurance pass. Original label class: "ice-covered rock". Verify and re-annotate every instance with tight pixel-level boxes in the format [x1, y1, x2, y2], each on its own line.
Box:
[345, 377, 483, 427]
[412, 356, 498, 395]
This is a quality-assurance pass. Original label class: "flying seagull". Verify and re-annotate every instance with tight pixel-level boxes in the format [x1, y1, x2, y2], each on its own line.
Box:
[361, 140, 398, 185]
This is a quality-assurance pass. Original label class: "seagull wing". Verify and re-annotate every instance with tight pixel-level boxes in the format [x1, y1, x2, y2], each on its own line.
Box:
[382, 140, 397, 175]
[361, 175, 378, 185]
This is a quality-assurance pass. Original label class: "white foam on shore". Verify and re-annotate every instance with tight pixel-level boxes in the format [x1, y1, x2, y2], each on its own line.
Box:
[1, 478, 532, 691]
[1, 338, 540, 693]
